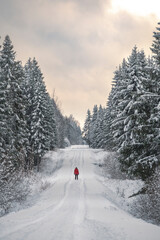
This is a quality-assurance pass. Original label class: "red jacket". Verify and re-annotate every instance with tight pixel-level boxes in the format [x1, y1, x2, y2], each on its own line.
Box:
[74, 168, 79, 175]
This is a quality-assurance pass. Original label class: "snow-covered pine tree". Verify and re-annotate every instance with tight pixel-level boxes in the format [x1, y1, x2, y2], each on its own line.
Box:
[51, 95, 65, 148]
[129, 50, 159, 178]
[0, 36, 15, 162]
[9, 60, 29, 169]
[108, 59, 128, 151]
[0, 35, 28, 174]
[118, 47, 145, 173]
[82, 109, 92, 146]
[23, 58, 35, 169]
[89, 105, 98, 148]
[100, 107, 112, 149]
[93, 105, 104, 148]
[24, 58, 60, 170]
[45, 94, 58, 150]
[151, 22, 160, 64]
[0, 39, 9, 162]
[0, 36, 30, 211]
[148, 22, 160, 169]
[0, 37, 13, 193]
[24, 58, 50, 170]
[112, 46, 157, 178]
[31, 59, 47, 168]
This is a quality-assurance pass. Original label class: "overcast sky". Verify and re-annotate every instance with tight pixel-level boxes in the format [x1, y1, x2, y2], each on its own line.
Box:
[0, 0, 159, 127]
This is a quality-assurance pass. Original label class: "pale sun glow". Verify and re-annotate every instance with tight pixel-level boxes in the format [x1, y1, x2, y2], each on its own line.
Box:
[111, 0, 160, 18]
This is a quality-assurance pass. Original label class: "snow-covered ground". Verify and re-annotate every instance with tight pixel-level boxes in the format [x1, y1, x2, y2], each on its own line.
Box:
[0, 146, 160, 240]
[93, 150, 145, 213]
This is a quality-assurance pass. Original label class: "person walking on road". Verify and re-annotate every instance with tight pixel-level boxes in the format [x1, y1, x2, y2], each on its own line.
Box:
[74, 167, 79, 180]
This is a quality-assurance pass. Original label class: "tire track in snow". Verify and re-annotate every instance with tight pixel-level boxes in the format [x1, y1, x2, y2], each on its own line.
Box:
[48, 150, 76, 213]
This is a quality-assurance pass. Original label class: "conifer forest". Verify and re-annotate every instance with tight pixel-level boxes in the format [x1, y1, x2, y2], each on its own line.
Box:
[1, 21, 160, 230]
[83, 22, 160, 180]
[0, 35, 82, 214]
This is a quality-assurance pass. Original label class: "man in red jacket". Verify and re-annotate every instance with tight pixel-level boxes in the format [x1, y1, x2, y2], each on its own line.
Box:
[74, 167, 79, 180]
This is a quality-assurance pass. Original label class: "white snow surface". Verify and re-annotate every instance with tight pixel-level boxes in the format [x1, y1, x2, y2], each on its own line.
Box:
[0, 146, 160, 240]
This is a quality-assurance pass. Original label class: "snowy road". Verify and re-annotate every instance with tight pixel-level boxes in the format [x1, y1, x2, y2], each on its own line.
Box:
[0, 146, 160, 240]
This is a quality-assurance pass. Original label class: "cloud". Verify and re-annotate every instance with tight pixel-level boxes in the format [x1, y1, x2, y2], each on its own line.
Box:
[0, 0, 159, 127]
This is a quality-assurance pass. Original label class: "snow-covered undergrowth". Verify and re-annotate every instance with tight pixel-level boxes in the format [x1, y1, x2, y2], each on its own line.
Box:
[132, 168, 160, 225]
[93, 150, 160, 226]
[93, 150, 143, 209]
[0, 150, 64, 217]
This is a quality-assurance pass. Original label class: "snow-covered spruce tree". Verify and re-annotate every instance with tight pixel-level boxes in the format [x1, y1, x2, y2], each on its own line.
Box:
[151, 22, 160, 64]
[50, 95, 65, 148]
[93, 105, 105, 148]
[100, 108, 112, 149]
[10, 60, 29, 169]
[100, 106, 112, 150]
[111, 46, 157, 179]
[0, 39, 9, 166]
[0, 36, 15, 165]
[24, 58, 58, 170]
[103, 59, 128, 151]
[89, 105, 98, 148]
[82, 109, 92, 146]
[30, 58, 46, 164]
[83, 106, 106, 148]
[101, 89, 115, 150]
[110, 59, 129, 151]
[0, 38, 13, 203]
[0, 36, 30, 214]
[45, 95, 58, 150]
[0, 35, 28, 172]
[23, 58, 35, 169]
[149, 22, 160, 166]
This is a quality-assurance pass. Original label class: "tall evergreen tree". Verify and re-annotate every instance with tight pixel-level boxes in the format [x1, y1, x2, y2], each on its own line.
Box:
[45, 95, 58, 150]
[10, 60, 28, 168]
[151, 22, 160, 65]
[24, 58, 60, 170]
[0, 35, 28, 197]
[101, 107, 113, 150]
[50, 95, 65, 148]
[82, 109, 91, 146]
[89, 105, 98, 148]
[23, 58, 35, 169]
[0, 36, 28, 172]
[110, 59, 128, 151]
[110, 47, 158, 178]
[148, 22, 160, 169]
[0, 36, 15, 158]
[0, 40, 9, 160]
[93, 105, 104, 148]
[24, 58, 48, 169]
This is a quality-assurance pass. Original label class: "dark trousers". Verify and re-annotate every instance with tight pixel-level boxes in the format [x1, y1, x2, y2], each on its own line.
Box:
[75, 174, 78, 180]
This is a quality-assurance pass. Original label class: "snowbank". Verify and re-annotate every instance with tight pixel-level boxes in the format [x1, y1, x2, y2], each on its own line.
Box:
[93, 150, 144, 215]
[0, 149, 64, 217]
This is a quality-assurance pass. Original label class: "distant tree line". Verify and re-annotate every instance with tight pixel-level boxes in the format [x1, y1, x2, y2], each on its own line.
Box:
[0, 35, 82, 185]
[83, 22, 160, 180]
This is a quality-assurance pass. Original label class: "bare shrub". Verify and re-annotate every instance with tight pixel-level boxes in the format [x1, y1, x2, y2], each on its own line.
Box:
[39, 179, 51, 191]
[103, 152, 127, 180]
